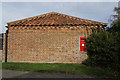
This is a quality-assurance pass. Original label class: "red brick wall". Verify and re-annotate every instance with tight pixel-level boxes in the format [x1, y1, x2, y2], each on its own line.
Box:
[2, 26, 91, 63]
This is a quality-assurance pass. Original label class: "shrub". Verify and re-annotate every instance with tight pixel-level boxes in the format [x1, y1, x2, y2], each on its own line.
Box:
[83, 31, 120, 72]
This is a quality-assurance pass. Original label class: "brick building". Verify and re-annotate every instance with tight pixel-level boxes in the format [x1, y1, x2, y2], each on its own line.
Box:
[2, 12, 107, 63]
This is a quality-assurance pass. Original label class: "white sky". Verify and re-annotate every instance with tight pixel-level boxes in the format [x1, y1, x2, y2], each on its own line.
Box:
[1, 0, 120, 2]
[0, 0, 119, 33]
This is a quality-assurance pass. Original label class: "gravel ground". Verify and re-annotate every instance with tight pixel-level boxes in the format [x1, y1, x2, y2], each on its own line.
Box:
[2, 69, 93, 78]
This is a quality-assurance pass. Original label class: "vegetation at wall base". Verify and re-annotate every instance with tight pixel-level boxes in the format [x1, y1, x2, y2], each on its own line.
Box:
[2, 62, 115, 78]
[83, 31, 120, 77]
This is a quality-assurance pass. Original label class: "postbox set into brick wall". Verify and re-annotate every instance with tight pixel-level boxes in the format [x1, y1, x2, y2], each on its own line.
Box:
[2, 12, 107, 63]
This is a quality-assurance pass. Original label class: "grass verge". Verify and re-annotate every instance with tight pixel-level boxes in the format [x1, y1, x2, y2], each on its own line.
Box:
[2, 62, 114, 78]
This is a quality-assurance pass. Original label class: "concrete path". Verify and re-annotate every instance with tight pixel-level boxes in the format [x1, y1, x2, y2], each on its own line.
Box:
[2, 69, 93, 78]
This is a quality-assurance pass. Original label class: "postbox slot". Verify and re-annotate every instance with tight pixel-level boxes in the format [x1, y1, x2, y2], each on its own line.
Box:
[80, 37, 86, 51]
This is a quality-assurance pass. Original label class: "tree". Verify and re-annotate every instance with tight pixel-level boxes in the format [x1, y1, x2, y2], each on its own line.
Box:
[107, 7, 120, 33]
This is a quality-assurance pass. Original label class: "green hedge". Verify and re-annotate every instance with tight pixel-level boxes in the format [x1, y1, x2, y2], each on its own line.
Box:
[83, 31, 120, 72]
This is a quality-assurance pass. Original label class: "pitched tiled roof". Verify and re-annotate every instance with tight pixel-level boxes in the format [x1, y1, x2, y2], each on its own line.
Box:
[7, 12, 107, 26]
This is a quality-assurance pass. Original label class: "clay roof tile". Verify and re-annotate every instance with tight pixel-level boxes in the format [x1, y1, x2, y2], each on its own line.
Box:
[7, 12, 107, 26]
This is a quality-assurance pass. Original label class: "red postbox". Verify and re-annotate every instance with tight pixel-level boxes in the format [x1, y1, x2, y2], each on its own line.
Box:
[80, 37, 86, 51]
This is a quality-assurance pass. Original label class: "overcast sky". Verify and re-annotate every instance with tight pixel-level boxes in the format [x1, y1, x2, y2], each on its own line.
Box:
[1, 2, 118, 33]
